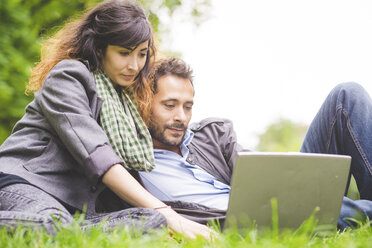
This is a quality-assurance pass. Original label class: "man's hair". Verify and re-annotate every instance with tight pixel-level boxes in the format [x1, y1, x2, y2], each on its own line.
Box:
[150, 57, 194, 93]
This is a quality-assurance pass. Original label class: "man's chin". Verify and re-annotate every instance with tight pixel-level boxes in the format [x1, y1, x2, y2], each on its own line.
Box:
[166, 137, 183, 146]
[164, 135, 183, 147]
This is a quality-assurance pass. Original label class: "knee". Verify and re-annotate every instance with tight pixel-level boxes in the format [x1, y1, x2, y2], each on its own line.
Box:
[332, 82, 367, 97]
[328, 82, 370, 106]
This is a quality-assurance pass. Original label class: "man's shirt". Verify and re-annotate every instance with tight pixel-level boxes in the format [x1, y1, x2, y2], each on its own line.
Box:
[139, 129, 230, 210]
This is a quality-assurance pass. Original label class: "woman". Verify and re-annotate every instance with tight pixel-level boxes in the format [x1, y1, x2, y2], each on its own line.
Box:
[0, 0, 211, 239]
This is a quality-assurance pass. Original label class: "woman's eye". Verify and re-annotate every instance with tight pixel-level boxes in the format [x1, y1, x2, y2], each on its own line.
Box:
[120, 52, 130, 56]
[139, 53, 147, 58]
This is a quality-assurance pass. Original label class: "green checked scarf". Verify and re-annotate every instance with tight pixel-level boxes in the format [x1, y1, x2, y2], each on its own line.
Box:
[94, 72, 155, 172]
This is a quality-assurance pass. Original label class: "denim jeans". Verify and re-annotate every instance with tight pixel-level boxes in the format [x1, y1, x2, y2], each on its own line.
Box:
[300, 82, 372, 228]
[0, 183, 166, 234]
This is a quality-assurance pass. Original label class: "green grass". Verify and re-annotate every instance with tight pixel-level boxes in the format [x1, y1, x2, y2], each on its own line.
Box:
[0, 182, 366, 248]
[1, 213, 372, 248]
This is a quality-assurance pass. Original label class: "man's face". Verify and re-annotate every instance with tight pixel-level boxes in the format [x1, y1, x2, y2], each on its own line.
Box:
[149, 74, 194, 152]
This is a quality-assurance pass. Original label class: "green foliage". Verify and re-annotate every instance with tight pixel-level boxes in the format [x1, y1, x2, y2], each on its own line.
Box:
[0, 0, 37, 141]
[256, 118, 308, 152]
[0, 0, 99, 144]
[0, 0, 211, 144]
[139, 0, 211, 34]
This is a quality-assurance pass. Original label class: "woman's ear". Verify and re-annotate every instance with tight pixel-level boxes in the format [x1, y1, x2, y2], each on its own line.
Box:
[96, 49, 102, 58]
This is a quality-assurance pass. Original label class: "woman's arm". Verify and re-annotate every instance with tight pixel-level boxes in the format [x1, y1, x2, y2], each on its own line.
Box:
[102, 164, 214, 239]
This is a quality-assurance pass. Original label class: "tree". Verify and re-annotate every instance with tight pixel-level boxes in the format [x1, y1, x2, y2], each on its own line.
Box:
[256, 118, 308, 152]
[0, 0, 211, 144]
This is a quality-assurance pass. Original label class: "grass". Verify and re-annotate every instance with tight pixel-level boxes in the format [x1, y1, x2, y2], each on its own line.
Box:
[0, 180, 367, 248]
[1, 209, 372, 248]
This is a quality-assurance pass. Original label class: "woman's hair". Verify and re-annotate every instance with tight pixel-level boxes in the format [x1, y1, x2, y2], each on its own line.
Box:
[27, 0, 155, 123]
[150, 57, 194, 94]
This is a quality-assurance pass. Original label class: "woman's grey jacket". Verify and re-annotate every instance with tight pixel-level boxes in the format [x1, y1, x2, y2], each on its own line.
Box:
[0, 60, 123, 214]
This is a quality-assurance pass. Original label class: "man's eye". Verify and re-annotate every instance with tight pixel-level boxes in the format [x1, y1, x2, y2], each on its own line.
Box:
[165, 104, 174, 108]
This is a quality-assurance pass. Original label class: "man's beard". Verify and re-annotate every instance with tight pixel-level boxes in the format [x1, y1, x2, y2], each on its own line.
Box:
[149, 120, 187, 147]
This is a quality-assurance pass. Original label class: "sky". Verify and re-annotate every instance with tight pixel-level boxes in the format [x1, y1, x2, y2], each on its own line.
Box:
[159, 0, 372, 148]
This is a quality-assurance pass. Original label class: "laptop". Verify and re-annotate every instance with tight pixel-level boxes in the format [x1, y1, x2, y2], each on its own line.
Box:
[223, 152, 351, 230]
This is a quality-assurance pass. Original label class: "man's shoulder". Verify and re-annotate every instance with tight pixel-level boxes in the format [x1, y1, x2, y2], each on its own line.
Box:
[189, 117, 234, 132]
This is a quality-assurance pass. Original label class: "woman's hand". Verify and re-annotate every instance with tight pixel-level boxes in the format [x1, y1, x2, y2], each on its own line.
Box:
[156, 207, 216, 240]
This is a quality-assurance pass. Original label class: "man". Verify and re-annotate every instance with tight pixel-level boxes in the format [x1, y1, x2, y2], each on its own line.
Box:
[140, 57, 244, 212]
[139, 57, 372, 229]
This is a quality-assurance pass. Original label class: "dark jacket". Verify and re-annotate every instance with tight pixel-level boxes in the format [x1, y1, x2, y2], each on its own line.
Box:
[0, 60, 123, 214]
[168, 118, 247, 224]
[188, 117, 245, 185]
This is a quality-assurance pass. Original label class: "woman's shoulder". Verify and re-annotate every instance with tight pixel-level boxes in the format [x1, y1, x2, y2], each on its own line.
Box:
[36, 59, 97, 98]
[45, 59, 94, 87]
[52, 59, 91, 75]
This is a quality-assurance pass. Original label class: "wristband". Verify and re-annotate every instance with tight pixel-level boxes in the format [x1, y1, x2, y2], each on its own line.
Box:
[154, 205, 171, 210]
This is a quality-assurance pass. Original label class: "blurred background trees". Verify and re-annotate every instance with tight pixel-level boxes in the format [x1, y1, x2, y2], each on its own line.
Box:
[0, 0, 210, 144]
[256, 118, 308, 152]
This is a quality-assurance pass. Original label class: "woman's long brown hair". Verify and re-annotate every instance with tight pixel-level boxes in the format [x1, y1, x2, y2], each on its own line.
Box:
[27, 0, 155, 124]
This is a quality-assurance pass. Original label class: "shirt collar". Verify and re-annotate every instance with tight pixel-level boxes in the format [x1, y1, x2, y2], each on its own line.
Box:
[183, 129, 194, 146]
[153, 129, 194, 158]
[180, 129, 194, 157]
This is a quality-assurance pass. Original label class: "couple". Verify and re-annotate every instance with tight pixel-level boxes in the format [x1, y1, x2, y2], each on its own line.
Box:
[0, 0, 371, 239]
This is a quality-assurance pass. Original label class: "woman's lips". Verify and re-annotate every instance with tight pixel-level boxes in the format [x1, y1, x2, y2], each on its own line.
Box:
[122, 74, 135, 81]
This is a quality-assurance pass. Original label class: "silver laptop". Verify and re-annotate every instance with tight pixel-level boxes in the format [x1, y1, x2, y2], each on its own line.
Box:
[224, 152, 351, 230]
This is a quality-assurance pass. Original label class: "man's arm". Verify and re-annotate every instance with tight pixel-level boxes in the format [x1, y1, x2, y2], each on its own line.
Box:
[189, 117, 247, 185]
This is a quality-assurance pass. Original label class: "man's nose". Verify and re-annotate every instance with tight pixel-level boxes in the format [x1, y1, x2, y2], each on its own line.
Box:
[174, 107, 187, 122]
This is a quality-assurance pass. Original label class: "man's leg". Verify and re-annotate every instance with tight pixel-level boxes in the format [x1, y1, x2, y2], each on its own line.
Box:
[0, 183, 73, 234]
[300, 82, 372, 227]
[83, 208, 167, 233]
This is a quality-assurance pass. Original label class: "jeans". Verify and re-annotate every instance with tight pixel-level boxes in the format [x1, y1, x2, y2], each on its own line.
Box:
[0, 183, 166, 234]
[300, 82, 372, 228]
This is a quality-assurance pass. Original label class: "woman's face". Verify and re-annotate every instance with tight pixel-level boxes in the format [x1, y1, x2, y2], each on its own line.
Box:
[101, 40, 149, 87]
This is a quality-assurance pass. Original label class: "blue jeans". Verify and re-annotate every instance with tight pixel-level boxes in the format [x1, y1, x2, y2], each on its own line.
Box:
[300, 82, 372, 228]
[0, 183, 166, 234]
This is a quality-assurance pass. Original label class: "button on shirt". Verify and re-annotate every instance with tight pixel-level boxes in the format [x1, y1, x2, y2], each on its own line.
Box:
[139, 130, 230, 210]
